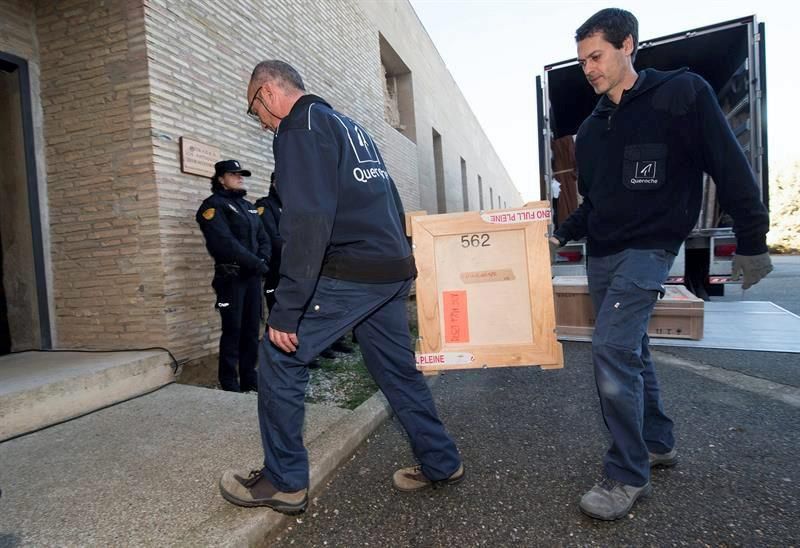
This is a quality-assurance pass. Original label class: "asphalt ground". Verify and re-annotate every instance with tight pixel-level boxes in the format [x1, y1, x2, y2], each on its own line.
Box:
[273, 257, 799, 547]
[272, 345, 798, 547]
[714, 255, 800, 316]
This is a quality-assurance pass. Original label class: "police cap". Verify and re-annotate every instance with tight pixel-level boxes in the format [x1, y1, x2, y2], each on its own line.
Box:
[214, 159, 252, 177]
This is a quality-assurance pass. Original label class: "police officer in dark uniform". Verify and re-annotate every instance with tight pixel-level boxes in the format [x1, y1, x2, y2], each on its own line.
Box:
[196, 159, 270, 393]
[254, 173, 282, 312]
[219, 61, 462, 515]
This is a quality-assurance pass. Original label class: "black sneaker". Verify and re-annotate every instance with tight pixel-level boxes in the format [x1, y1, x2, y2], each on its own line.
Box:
[649, 448, 678, 468]
[219, 469, 308, 515]
[319, 348, 336, 359]
[330, 340, 355, 354]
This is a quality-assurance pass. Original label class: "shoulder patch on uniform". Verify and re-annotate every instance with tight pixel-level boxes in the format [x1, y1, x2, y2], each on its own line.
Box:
[257, 206, 265, 216]
[202, 208, 215, 220]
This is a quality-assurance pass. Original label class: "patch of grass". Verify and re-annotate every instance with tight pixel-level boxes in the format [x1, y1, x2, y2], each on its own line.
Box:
[305, 344, 378, 410]
[177, 298, 420, 411]
[306, 298, 420, 410]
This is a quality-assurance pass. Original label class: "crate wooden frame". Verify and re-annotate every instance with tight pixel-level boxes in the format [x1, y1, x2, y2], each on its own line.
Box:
[411, 202, 563, 372]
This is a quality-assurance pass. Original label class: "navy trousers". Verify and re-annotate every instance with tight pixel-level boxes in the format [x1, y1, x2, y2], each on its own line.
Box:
[587, 249, 676, 487]
[213, 273, 261, 392]
[257, 276, 461, 492]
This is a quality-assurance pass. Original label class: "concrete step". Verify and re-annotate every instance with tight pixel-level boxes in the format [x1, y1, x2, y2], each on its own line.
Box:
[0, 350, 175, 441]
[0, 383, 391, 546]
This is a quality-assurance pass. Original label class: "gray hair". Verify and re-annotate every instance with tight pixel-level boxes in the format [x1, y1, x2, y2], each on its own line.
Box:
[250, 60, 306, 92]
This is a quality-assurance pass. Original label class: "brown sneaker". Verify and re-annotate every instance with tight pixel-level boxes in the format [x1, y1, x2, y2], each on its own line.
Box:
[219, 469, 308, 515]
[392, 463, 465, 492]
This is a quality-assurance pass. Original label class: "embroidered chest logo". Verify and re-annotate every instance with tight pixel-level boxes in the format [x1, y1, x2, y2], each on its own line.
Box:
[631, 161, 659, 185]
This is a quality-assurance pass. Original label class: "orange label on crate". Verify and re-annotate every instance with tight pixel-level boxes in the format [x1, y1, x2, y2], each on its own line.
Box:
[480, 208, 551, 224]
[415, 352, 476, 368]
[443, 290, 470, 343]
[460, 269, 515, 284]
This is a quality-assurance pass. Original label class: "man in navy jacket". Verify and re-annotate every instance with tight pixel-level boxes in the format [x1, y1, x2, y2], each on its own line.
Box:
[551, 8, 772, 520]
[255, 173, 348, 366]
[219, 60, 463, 514]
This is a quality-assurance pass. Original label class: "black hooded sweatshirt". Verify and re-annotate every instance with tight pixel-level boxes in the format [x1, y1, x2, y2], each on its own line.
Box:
[554, 68, 769, 257]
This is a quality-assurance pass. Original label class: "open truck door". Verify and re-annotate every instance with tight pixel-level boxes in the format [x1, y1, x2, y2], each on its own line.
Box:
[538, 15, 768, 299]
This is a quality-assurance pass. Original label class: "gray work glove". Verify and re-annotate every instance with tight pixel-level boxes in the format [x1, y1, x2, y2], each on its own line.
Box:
[548, 236, 565, 264]
[730, 252, 773, 290]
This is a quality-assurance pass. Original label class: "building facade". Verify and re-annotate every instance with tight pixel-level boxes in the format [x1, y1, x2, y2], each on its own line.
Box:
[0, 0, 522, 362]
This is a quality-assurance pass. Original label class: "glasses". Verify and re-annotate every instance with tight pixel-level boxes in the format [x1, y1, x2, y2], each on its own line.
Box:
[246, 86, 265, 122]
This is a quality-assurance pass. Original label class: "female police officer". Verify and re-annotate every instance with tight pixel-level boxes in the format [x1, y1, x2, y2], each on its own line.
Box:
[196, 159, 270, 392]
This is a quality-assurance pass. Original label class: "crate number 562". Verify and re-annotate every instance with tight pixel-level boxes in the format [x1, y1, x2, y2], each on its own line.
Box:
[461, 234, 491, 248]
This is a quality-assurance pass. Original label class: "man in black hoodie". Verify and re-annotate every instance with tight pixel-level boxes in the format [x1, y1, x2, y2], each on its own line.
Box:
[218, 61, 462, 514]
[196, 160, 270, 393]
[551, 8, 772, 520]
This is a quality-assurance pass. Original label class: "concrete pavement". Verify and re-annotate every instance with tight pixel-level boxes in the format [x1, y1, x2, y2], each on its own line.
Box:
[0, 383, 392, 547]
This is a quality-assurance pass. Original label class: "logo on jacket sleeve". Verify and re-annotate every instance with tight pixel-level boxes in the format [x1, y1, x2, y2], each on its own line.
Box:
[202, 208, 216, 220]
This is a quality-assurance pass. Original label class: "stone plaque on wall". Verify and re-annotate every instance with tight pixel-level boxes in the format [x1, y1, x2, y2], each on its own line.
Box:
[180, 137, 219, 177]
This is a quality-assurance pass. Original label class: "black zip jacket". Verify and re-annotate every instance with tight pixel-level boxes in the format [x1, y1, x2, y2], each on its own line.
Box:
[255, 184, 283, 290]
[196, 188, 270, 276]
[269, 94, 414, 332]
[554, 68, 769, 257]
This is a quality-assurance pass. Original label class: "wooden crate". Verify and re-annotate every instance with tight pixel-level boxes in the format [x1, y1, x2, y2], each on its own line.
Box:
[552, 276, 704, 340]
[411, 202, 563, 373]
[404, 210, 427, 238]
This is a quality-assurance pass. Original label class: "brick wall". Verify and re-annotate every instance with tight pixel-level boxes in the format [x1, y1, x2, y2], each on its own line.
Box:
[35, 0, 168, 348]
[3, 0, 523, 362]
[0, 0, 37, 60]
[143, 0, 409, 360]
[381, 126, 421, 209]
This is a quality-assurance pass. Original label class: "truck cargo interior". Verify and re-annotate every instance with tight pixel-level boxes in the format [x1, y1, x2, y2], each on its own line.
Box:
[544, 21, 755, 142]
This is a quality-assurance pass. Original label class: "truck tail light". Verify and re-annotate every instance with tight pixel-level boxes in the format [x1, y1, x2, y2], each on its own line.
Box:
[714, 243, 737, 257]
[557, 250, 583, 263]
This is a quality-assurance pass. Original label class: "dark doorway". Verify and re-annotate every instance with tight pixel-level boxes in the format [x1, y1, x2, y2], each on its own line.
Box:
[432, 128, 446, 213]
[0, 52, 51, 353]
